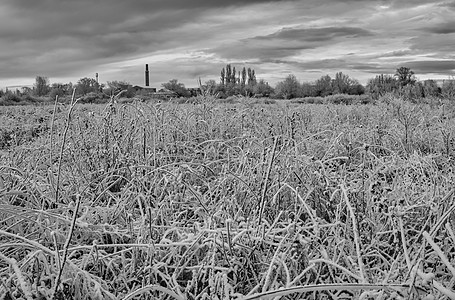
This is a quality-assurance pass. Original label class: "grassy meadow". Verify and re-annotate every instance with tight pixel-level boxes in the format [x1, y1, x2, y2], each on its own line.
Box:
[1, 95, 455, 299]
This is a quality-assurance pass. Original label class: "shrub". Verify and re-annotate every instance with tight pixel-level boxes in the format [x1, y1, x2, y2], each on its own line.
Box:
[3, 92, 23, 102]
[441, 79, 455, 100]
[218, 96, 241, 104]
[22, 94, 44, 104]
[291, 97, 325, 104]
[172, 97, 194, 104]
[49, 87, 65, 100]
[78, 92, 108, 104]
[324, 94, 374, 105]
[0, 92, 25, 106]
[263, 98, 276, 105]
[291, 94, 374, 105]
[357, 94, 375, 105]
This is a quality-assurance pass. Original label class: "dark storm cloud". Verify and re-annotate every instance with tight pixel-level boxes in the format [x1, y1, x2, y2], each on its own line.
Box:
[294, 59, 349, 70]
[403, 60, 455, 74]
[409, 33, 455, 53]
[0, 0, 293, 80]
[421, 21, 455, 34]
[438, 1, 455, 8]
[0, 2, 199, 41]
[255, 26, 374, 42]
[1, 0, 290, 12]
[389, 0, 443, 7]
[141, 0, 294, 9]
[349, 63, 396, 75]
[212, 26, 374, 61]
[295, 59, 394, 75]
[249, 57, 395, 79]
[0, 0, 454, 87]
[0, 3, 192, 79]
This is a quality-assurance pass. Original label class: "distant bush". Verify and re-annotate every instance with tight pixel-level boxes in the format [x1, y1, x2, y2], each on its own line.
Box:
[116, 97, 135, 104]
[49, 87, 65, 100]
[291, 94, 374, 105]
[263, 98, 277, 105]
[132, 95, 152, 102]
[324, 94, 374, 105]
[171, 97, 195, 104]
[22, 94, 46, 104]
[78, 92, 108, 104]
[225, 95, 241, 102]
[248, 97, 277, 105]
[291, 97, 324, 104]
[356, 94, 375, 105]
[2, 92, 23, 103]
[0, 92, 51, 106]
[442, 79, 455, 100]
[218, 96, 241, 104]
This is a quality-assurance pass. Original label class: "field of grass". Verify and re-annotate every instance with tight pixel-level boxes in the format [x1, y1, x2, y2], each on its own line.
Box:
[1, 95, 455, 299]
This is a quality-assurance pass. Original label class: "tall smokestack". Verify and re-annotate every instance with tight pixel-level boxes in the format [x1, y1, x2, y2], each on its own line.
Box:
[145, 64, 150, 87]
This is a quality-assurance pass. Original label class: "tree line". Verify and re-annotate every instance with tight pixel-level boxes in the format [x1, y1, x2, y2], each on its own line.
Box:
[1, 65, 454, 104]
[366, 67, 455, 100]
[164, 65, 455, 101]
[0, 76, 137, 103]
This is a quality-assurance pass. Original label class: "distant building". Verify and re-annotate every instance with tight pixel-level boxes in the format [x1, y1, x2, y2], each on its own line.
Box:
[1, 85, 33, 93]
[133, 85, 157, 95]
[434, 79, 455, 87]
[152, 88, 178, 99]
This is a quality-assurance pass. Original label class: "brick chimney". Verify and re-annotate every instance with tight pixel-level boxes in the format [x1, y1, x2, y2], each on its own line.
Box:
[145, 64, 150, 87]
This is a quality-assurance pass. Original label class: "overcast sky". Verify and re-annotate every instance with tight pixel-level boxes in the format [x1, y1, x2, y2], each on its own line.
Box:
[1, 0, 454, 89]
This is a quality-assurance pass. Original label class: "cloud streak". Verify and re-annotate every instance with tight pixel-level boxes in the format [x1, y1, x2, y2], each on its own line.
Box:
[212, 26, 374, 61]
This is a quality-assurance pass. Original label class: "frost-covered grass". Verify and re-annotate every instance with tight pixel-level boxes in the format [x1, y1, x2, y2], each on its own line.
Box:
[1, 95, 455, 299]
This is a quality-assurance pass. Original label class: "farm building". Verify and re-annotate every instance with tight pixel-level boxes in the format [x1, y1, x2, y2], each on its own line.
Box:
[151, 88, 179, 99]
[133, 85, 157, 95]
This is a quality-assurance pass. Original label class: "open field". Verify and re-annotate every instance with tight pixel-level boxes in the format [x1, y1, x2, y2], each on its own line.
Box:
[1, 96, 455, 299]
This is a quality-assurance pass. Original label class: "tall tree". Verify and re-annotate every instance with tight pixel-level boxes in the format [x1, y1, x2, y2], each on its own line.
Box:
[252, 70, 257, 85]
[34, 76, 50, 96]
[49, 82, 74, 99]
[422, 80, 440, 97]
[232, 66, 236, 85]
[366, 74, 397, 99]
[247, 68, 257, 85]
[162, 79, 190, 97]
[77, 77, 99, 95]
[106, 80, 132, 97]
[442, 79, 455, 99]
[220, 67, 225, 86]
[300, 82, 316, 97]
[226, 64, 232, 84]
[254, 79, 274, 97]
[395, 66, 415, 87]
[347, 79, 365, 95]
[332, 72, 353, 94]
[275, 74, 300, 99]
[241, 67, 247, 88]
[314, 75, 333, 96]
[203, 79, 217, 95]
[244, 68, 257, 96]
